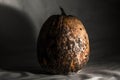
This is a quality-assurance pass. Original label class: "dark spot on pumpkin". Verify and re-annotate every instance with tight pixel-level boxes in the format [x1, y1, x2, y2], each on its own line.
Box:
[85, 44, 87, 47]
[80, 28, 82, 30]
[85, 55, 88, 57]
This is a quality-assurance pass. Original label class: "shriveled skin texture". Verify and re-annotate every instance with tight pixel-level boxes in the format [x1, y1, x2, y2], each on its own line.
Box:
[37, 15, 90, 74]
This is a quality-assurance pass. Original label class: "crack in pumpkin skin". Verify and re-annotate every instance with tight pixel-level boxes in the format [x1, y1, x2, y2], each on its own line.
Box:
[37, 15, 90, 74]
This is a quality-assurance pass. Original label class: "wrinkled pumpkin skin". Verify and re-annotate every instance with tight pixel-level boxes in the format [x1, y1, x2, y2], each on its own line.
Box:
[37, 11, 90, 74]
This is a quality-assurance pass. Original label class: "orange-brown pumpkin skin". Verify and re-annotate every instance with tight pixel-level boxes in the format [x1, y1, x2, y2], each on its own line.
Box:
[37, 8, 90, 74]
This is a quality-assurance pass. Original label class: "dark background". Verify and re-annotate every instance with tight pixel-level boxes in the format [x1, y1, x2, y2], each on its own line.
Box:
[0, 0, 119, 72]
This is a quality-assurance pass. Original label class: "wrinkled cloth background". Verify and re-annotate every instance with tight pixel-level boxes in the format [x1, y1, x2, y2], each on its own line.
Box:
[0, 64, 120, 80]
[0, 0, 119, 80]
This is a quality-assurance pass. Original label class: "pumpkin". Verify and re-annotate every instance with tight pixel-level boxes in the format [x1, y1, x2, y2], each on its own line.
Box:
[37, 7, 90, 74]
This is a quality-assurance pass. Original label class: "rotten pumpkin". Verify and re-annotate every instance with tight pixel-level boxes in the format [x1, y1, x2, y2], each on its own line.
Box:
[37, 7, 90, 74]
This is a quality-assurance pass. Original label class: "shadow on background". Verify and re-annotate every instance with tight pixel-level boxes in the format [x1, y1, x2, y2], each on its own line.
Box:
[0, 4, 40, 73]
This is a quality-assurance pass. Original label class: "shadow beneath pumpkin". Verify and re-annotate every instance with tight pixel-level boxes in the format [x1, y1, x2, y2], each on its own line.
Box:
[0, 4, 41, 73]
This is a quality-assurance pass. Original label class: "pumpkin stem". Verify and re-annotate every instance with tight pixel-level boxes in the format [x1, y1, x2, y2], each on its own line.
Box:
[59, 7, 66, 15]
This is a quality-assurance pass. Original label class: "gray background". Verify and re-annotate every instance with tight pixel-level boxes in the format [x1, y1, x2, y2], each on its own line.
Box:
[0, 0, 119, 73]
